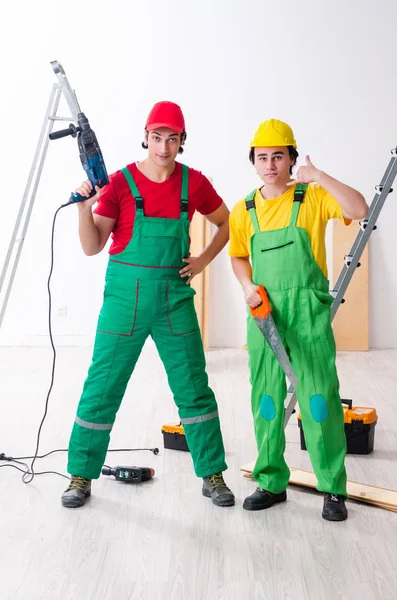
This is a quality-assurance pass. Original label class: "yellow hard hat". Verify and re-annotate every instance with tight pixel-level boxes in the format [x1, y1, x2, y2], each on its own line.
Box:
[250, 118, 297, 148]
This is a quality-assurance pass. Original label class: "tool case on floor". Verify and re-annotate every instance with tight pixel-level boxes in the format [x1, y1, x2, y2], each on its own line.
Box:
[161, 422, 190, 452]
[297, 402, 378, 455]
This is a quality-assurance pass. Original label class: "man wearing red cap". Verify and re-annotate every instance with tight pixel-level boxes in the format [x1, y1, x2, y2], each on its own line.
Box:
[61, 101, 235, 509]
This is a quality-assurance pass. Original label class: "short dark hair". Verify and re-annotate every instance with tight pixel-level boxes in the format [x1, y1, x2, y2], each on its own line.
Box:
[142, 129, 187, 154]
[249, 145, 299, 175]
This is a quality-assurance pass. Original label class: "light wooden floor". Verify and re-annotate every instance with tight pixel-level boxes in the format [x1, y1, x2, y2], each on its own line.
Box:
[0, 345, 396, 600]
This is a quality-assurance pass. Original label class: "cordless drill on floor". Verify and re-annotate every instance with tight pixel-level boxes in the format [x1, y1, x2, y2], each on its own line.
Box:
[102, 466, 155, 483]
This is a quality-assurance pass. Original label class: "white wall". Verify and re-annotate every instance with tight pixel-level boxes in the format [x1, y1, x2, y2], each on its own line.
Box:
[1, 0, 396, 349]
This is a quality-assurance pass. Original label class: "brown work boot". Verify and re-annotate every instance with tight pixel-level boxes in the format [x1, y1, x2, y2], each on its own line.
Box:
[61, 475, 91, 508]
[202, 473, 235, 507]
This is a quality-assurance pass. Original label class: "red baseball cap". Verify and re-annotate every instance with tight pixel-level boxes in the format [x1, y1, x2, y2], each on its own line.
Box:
[145, 101, 185, 133]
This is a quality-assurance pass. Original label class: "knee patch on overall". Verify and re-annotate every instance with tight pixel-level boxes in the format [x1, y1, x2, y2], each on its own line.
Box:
[309, 394, 329, 423]
[260, 394, 276, 421]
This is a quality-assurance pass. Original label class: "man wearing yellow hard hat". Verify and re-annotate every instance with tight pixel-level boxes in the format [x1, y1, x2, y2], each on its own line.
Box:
[229, 119, 368, 521]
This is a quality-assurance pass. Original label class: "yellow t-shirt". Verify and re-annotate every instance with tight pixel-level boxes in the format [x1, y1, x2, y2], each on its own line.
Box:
[229, 183, 350, 278]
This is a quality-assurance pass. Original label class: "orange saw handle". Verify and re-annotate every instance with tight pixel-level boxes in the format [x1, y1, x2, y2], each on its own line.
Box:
[250, 285, 272, 319]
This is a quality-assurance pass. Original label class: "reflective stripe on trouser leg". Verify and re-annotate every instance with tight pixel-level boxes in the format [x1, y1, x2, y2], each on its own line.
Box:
[289, 336, 347, 497]
[247, 313, 290, 493]
[75, 416, 113, 430]
[180, 410, 219, 425]
[67, 326, 147, 479]
[151, 296, 227, 478]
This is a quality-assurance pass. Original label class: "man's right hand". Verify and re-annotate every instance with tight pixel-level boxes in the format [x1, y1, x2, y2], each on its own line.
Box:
[243, 282, 262, 308]
[75, 180, 102, 208]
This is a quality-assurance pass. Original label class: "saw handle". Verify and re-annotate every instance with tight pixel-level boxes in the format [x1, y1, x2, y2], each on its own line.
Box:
[250, 285, 272, 319]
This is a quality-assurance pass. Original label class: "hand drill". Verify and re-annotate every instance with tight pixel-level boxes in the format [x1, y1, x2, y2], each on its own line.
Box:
[49, 112, 109, 203]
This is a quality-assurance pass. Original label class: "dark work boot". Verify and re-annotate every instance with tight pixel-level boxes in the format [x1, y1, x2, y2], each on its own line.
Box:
[243, 487, 287, 511]
[202, 473, 235, 507]
[61, 475, 91, 508]
[322, 493, 348, 521]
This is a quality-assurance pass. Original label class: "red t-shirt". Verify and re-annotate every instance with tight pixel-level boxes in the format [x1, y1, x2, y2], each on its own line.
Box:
[94, 161, 223, 254]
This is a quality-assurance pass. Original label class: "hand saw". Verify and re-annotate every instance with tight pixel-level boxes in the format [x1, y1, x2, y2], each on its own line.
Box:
[250, 285, 298, 389]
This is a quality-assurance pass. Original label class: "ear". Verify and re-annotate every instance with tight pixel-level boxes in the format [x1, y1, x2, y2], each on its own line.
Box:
[178, 131, 186, 154]
[142, 129, 149, 149]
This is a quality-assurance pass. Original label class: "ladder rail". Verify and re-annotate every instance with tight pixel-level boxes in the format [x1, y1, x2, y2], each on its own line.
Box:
[331, 153, 397, 318]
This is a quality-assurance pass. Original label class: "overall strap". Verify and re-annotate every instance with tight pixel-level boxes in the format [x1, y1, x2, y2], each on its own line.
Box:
[180, 164, 189, 220]
[245, 189, 261, 234]
[121, 167, 143, 212]
[289, 183, 308, 226]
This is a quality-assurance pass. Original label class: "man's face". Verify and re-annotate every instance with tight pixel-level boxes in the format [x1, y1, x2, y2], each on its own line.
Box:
[253, 146, 295, 185]
[146, 127, 182, 167]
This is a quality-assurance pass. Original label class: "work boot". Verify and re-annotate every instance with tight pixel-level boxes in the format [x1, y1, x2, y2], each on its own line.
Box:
[202, 473, 235, 507]
[243, 487, 287, 511]
[61, 475, 91, 508]
[322, 493, 348, 521]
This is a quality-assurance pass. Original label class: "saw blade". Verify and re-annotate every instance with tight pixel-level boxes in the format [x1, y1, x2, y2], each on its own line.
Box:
[253, 314, 298, 388]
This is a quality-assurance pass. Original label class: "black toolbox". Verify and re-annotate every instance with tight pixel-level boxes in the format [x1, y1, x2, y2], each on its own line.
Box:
[161, 422, 189, 452]
[298, 403, 377, 455]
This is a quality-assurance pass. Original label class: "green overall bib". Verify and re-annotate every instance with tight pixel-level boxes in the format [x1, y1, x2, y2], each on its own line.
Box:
[67, 164, 227, 479]
[246, 184, 347, 497]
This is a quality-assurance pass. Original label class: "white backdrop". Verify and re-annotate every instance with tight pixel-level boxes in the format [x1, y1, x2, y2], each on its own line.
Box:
[0, 0, 396, 348]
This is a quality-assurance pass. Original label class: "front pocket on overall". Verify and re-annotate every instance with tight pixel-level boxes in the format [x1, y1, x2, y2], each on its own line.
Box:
[310, 288, 334, 307]
[97, 277, 139, 336]
[298, 288, 334, 344]
[166, 282, 200, 336]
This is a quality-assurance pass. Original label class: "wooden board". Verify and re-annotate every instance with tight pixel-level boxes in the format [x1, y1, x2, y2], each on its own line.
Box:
[189, 210, 211, 350]
[332, 219, 368, 351]
[240, 462, 397, 512]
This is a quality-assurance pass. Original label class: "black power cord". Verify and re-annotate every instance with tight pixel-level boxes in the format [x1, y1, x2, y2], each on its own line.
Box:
[1, 202, 159, 484]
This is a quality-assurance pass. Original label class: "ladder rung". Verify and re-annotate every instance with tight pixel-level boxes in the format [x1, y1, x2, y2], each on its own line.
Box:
[375, 185, 393, 193]
[330, 290, 346, 304]
[360, 220, 377, 232]
[343, 255, 361, 268]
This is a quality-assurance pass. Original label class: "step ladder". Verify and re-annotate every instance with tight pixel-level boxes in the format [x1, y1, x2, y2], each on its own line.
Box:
[0, 62, 80, 332]
[284, 148, 397, 427]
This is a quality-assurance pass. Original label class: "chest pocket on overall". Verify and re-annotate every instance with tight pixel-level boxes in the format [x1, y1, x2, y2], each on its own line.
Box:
[141, 219, 184, 267]
[97, 276, 139, 336]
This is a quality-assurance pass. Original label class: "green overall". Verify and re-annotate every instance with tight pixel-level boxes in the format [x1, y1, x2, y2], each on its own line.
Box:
[67, 164, 227, 479]
[246, 184, 347, 497]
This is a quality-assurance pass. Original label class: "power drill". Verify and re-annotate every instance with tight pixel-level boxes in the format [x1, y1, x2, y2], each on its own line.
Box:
[101, 465, 155, 483]
[49, 112, 109, 203]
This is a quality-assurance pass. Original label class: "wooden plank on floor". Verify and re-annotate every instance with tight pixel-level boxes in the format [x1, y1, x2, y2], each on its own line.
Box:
[240, 462, 397, 511]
